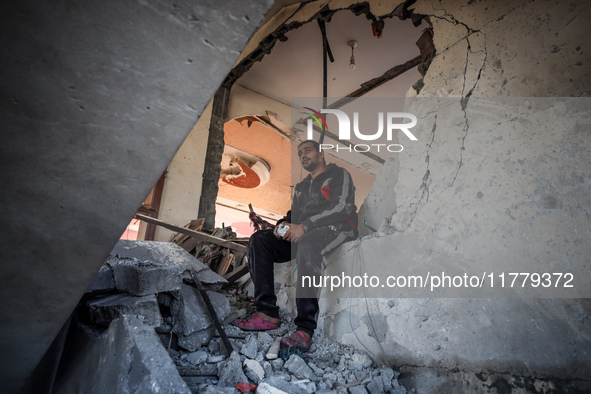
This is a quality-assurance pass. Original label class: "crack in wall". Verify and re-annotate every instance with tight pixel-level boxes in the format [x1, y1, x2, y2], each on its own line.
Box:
[428, 0, 478, 35]
[399, 115, 436, 232]
[447, 34, 487, 188]
[380, 2, 491, 234]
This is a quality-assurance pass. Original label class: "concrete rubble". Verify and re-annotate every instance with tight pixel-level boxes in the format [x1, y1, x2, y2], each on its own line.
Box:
[54, 240, 229, 393]
[69, 239, 412, 393]
[170, 291, 411, 394]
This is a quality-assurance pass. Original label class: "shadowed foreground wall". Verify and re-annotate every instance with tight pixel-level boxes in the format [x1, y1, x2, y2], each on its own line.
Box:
[0, 1, 273, 392]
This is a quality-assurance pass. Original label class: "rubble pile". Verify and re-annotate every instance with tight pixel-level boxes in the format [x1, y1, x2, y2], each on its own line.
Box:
[77, 239, 408, 393]
[169, 291, 410, 394]
[83, 240, 230, 349]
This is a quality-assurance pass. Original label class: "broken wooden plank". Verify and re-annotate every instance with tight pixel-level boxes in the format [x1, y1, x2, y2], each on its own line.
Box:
[229, 237, 250, 243]
[217, 253, 234, 277]
[135, 214, 247, 253]
[188, 218, 205, 231]
[171, 219, 205, 244]
[223, 262, 250, 284]
[178, 237, 202, 254]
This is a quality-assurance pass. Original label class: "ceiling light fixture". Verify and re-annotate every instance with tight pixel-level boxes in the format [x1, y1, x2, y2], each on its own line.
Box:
[348, 40, 357, 70]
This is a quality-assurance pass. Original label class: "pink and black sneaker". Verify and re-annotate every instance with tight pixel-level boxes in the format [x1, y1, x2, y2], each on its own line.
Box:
[232, 313, 279, 331]
[280, 330, 312, 351]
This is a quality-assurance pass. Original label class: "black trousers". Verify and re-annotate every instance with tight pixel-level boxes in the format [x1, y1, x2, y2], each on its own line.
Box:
[247, 226, 346, 336]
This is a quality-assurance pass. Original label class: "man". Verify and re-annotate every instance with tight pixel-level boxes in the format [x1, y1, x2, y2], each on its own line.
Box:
[233, 140, 358, 350]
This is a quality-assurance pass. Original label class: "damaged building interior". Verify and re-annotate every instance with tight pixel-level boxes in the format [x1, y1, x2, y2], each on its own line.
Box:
[1, 0, 590, 393]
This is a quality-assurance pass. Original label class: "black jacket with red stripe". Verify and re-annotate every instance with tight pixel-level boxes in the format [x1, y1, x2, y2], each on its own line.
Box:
[281, 163, 358, 239]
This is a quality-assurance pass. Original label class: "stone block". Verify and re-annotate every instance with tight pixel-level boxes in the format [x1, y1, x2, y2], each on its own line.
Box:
[270, 358, 284, 371]
[199, 387, 239, 394]
[258, 376, 310, 394]
[240, 334, 259, 359]
[111, 258, 181, 296]
[177, 328, 213, 352]
[348, 385, 368, 394]
[262, 361, 273, 379]
[158, 283, 230, 351]
[285, 354, 318, 381]
[217, 351, 248, 387]
[350, 353, 372, 369]
[110, 240, 227, 295]
[87, 293, 162, 327]
[243, 359, 265, 384]
[182, 268, 228, 290]
[187, 350, 208, 364]
[366, 376, 385, 394]
[292, 379, 317, 392]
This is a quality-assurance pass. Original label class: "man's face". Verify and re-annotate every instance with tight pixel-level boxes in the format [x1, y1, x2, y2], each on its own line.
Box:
[298, 142, 323, 172]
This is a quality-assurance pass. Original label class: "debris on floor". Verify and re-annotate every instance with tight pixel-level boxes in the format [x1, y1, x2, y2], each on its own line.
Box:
[171, 289, 410, 394]
[69, 238, 409, 393]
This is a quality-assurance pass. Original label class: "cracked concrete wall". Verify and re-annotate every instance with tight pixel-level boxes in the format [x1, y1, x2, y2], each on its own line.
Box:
[321, 0, 591, 389]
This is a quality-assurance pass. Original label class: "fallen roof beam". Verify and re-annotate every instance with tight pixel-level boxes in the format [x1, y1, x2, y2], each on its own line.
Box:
[135, 213, 247, 254]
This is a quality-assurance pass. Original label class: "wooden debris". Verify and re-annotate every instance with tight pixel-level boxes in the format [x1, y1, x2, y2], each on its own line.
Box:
[217, 253, 234, 277]
[135, 214, 247, 253]
[223, 262, 249, 284]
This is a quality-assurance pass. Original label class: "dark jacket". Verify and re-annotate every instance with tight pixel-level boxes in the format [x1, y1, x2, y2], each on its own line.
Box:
[281, 163, 358, 239]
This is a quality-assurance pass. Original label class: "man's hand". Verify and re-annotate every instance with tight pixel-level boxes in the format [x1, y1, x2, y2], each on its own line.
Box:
[285, 223, 306, 243]
[274, 222, 290, 239]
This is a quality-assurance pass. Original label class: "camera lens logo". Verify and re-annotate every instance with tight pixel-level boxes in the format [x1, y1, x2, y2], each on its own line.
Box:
[303, 107, 329, 132]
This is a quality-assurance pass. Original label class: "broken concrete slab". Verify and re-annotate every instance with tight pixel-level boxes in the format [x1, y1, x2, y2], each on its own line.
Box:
[240, 334, 259, 359]
[87, 293, 162, 327]
[257, 375, 310, 394]
[109, 240, 226, 296]
[183, 268, 228, 290]
[217, 351, 249, 388]
[186, 350, 208, 364]
[111, 257, 182, 296]
[199, 387, 239, 394]
[158, 283, 230, 351]
[348, 384, 368, 394]
[112, 240, 206, 272]
[52, 315, 190, 393]
[244, 358, 265, 384]
[349, 353, 372, 370]
[284, 354, 318, 382]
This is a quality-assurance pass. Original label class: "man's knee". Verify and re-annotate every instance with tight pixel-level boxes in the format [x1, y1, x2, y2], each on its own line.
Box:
[248, 229, 274, 249]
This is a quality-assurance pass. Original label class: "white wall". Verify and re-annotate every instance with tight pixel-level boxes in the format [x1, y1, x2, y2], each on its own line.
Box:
[319, 0, 591, 387]
[153, 100, 212, 241]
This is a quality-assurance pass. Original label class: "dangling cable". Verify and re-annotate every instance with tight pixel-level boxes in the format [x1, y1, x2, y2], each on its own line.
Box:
[348, 239, 388, 368]
[316, 18, 334, 145]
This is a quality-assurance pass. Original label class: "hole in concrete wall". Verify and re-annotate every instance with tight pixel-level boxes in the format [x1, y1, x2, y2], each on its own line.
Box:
[232, 7, 434, 231]
[138, 4, 436, 240]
